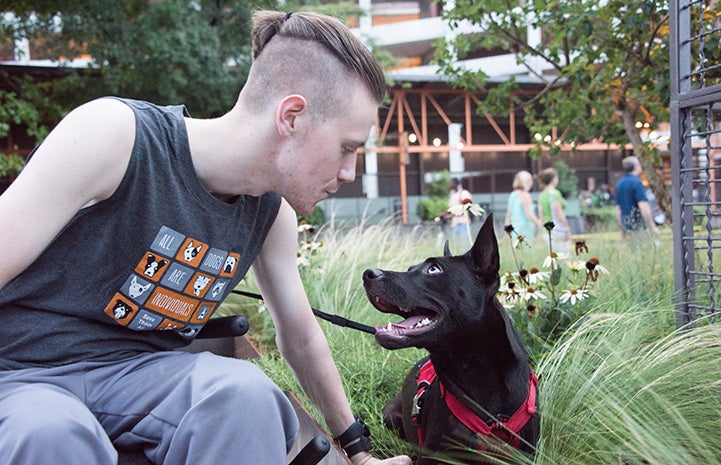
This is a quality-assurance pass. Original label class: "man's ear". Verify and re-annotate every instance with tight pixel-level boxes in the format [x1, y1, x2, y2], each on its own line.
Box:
[276, 94, 307, 137]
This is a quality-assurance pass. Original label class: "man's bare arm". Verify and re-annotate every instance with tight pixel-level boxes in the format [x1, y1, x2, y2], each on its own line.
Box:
[637, 200, 660, 233]
[0, 98, 135, 291]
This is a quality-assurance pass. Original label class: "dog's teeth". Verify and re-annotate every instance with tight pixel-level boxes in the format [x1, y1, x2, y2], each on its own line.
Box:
[385, 322, 393, 331]
[413, 317, 432, 329]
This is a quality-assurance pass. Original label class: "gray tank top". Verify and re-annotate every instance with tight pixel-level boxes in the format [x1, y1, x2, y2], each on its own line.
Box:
[0, 98, 282, 369]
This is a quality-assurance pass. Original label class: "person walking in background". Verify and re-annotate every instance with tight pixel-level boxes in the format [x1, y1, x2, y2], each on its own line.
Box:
[615, 155, 660, 240]
[447, 177, 473, 239]
[504, 170, 543, 243]
[538, 167, 572, 253]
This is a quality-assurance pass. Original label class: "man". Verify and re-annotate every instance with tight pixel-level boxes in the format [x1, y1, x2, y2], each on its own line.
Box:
[615, 155, 660, 238]
[0, 10, 410, 465]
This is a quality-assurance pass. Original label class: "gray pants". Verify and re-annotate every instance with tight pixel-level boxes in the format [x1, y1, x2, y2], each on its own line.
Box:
[0, 351, 299, 465]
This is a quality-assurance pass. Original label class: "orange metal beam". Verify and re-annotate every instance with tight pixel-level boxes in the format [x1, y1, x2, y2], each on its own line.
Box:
[401, 96, 424, 147]
[421, 93, 428, 146]
[370, 142, 629, 154]
[427, 94, 453, 126]
[397, 92, 408, 224]
[470, 94, 511, 145]
[379, 93, 398, 143]
[509, 102, 516, 144]
[465, 93, 473, 145]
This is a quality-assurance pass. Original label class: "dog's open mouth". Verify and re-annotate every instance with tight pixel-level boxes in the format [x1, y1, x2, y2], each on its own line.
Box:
[369, 295, 439, 336]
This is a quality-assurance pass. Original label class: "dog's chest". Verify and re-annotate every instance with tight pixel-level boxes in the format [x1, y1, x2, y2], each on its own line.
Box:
[411, 365, 489, 451]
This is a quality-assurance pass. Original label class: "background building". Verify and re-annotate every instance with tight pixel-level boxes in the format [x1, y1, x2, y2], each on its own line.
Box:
[312, 0, 631, 225]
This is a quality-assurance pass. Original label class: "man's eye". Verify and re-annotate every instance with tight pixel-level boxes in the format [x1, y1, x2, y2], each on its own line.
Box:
[427, 264, 443, 274]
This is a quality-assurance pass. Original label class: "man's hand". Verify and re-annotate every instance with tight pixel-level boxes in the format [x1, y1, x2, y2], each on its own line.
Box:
[350, 452, 412, 465]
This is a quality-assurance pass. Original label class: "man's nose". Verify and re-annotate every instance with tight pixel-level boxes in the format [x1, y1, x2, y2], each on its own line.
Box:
[338, 157, 356, 183]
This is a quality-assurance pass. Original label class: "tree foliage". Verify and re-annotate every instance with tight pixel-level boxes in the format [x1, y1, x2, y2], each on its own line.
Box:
[435, 0, 684, 217]
[4, 0, 273, 117]
[1, 0, 281, 154]
[1, 0, 390, 152]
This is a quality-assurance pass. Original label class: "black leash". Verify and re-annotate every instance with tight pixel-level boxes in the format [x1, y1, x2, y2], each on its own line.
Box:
[230, 289, 377, 335]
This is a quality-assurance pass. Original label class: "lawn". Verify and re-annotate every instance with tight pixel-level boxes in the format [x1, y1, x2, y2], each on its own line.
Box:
[218, 220, 721, 464]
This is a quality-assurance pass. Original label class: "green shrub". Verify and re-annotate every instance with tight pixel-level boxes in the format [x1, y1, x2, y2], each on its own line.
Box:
[416, 170, 451, 221]
[0, 153, 25, 179]
[552, 159, 578, 199]
[581, 206, 617, 232]
[416, 197, 448, 221]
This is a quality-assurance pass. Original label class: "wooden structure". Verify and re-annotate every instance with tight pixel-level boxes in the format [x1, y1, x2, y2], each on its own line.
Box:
[368, 86, 629, 223]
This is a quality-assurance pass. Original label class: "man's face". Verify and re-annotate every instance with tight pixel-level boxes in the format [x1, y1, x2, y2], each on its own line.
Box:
[279, 85, 379, 215]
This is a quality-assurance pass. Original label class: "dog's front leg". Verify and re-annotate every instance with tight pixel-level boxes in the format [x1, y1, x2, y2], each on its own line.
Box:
[382, 392, 407, 439]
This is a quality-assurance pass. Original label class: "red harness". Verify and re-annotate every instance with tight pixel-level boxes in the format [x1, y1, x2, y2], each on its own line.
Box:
[412, 360, 538, 449]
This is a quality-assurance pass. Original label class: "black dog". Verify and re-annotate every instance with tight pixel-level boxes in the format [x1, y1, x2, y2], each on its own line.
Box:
[363, 214, 539, 464]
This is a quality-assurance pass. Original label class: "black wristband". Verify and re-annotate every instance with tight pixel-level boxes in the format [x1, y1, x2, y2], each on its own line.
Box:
[333, 414, 370, 448]
[342, 435, 372, 457]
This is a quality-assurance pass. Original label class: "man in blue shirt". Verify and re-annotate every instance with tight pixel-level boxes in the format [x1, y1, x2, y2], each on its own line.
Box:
[615, 156, 660, 238]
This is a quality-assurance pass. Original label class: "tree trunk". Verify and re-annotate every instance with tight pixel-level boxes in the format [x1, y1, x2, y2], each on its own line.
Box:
[618, 108, 673, 224]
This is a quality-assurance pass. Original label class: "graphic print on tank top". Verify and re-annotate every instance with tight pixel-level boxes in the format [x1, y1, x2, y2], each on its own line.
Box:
[103, 225, 241, 338]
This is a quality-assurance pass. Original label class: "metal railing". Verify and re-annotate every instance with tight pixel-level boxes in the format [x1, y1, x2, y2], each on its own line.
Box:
[670, 0, 721, 326]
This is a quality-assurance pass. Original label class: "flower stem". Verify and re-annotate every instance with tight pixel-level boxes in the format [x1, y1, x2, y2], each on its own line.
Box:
[508, 234, 520, 271]
[547, 228, 557, 304]
[465, 211, 473, 247]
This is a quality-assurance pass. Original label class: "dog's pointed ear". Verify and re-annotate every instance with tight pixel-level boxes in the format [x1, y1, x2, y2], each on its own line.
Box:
[443, 240, 452, 257]
[467, 214, 500, 285]
[469, 215, 528, 363]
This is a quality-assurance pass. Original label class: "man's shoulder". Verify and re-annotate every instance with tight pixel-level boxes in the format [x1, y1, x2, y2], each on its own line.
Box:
[107, 97, 189, 121]
[48, 98, 136, 154]
[616, 174, 637, 188]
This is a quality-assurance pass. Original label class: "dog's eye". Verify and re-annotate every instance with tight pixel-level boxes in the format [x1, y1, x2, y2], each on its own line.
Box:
[427, 264, 443, 274]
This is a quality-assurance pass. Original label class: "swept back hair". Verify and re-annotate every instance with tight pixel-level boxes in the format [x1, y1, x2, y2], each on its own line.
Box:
[244, 10, 386, 113]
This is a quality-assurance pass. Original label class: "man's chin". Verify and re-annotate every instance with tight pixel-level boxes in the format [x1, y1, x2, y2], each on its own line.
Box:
[295, 206, 314, 215]
[287, 199, 317, 216]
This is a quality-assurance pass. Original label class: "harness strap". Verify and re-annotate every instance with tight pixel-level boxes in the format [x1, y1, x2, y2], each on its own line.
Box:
[411, 361, 437, 444]
[414, 360, 538, 449]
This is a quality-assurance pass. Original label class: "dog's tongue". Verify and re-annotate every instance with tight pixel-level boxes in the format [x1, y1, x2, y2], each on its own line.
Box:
[377, 315, 427, 332]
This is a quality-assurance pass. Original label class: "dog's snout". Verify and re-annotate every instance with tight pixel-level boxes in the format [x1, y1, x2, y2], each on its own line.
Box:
[363, 268, 384, 281]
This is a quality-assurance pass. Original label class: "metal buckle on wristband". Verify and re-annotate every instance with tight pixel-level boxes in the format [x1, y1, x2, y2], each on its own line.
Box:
[342, 435, 371, 457]
[333, 414, 371, 457]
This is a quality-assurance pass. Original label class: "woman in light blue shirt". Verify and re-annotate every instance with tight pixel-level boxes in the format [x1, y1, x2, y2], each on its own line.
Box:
[504, 170, 542, 241]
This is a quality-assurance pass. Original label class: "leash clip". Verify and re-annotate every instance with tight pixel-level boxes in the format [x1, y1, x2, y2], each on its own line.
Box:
[411, 381, 429, 423]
